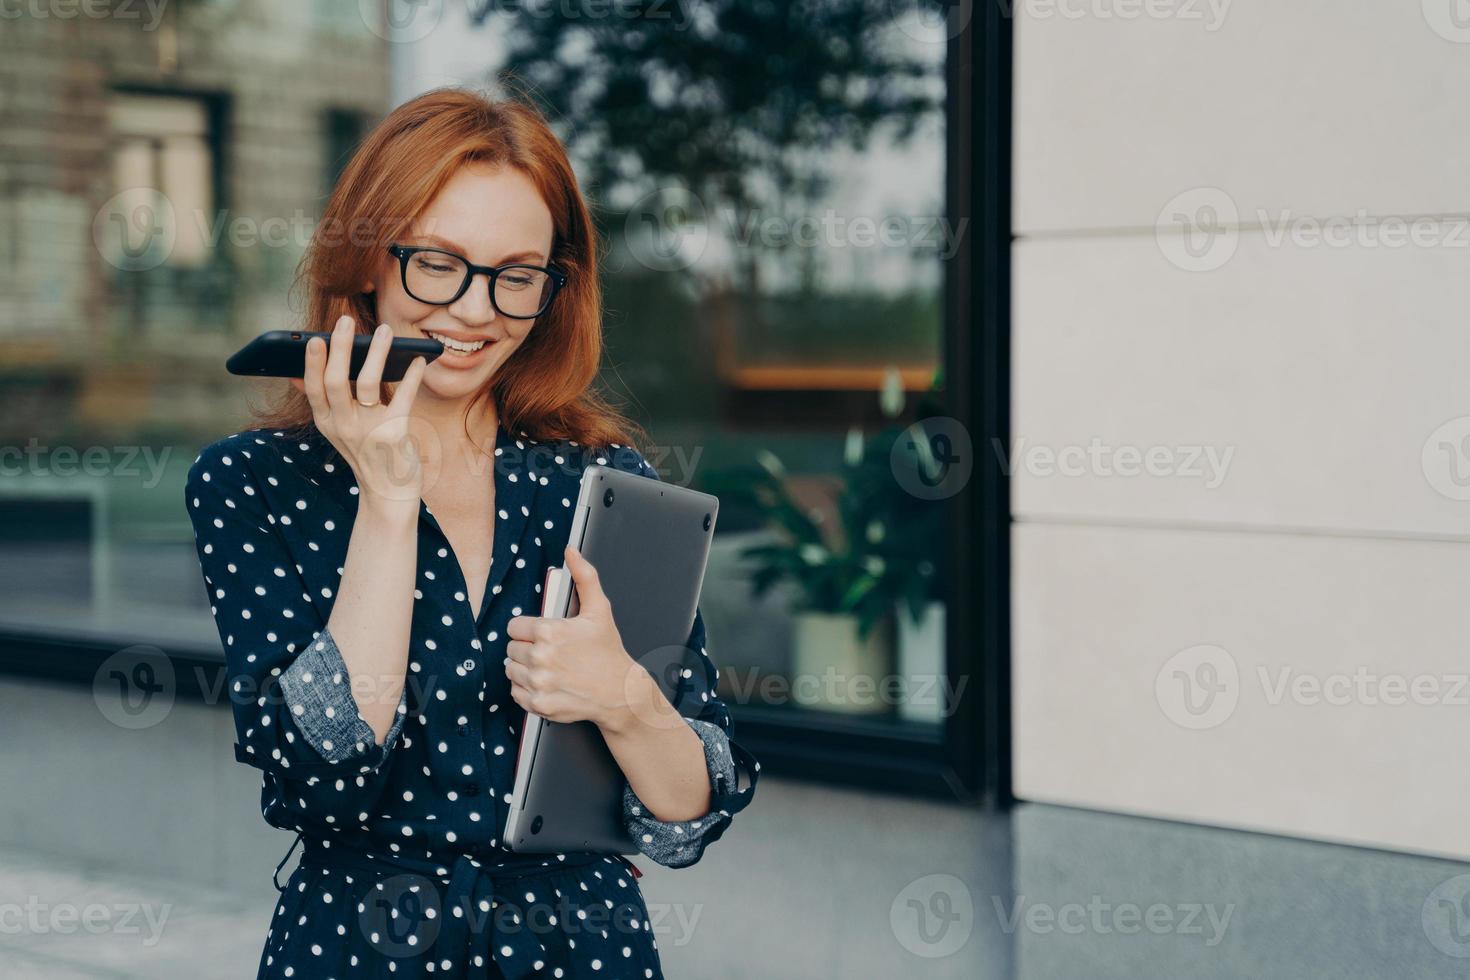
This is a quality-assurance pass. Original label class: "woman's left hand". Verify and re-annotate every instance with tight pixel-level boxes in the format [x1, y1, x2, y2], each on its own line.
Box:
[504, 544, 647, 731]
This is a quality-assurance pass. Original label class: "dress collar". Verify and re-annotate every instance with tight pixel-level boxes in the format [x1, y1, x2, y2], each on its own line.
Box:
[285, 419, 550, 626]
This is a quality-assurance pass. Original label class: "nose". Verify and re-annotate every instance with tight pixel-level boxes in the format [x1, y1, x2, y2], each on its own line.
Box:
[445, 271, 499, 326]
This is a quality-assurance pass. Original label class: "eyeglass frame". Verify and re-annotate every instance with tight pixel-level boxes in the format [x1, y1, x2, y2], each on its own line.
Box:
[386, 243, 568, 319]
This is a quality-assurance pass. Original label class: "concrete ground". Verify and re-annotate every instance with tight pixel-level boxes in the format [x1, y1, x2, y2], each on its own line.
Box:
[0, 845, 269, 979]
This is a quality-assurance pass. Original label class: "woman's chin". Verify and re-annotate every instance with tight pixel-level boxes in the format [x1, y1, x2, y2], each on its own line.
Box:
[418, 363, 493, 403]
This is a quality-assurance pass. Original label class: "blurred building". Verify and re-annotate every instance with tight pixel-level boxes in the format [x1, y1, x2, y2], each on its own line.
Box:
[0, 1, 388, 445]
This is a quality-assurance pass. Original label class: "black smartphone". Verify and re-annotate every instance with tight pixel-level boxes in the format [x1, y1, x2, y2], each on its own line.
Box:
[226, 330, 443, 382]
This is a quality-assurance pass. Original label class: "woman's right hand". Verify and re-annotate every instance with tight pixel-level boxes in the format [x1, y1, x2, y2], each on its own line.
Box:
[290, 314, 429, 510]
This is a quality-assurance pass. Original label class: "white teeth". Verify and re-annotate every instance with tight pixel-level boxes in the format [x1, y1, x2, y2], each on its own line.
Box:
[426, 331, 487, 353]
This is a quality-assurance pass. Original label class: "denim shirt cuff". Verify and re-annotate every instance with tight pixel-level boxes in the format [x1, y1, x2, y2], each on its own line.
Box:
[622, 717, 738, 868]
[277, 624, 408, 770]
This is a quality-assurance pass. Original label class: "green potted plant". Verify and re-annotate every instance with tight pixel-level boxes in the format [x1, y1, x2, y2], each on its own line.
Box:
[705, 369, 947, 717]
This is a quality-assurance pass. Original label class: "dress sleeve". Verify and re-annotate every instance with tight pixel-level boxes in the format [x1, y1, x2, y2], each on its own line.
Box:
[601, 444, 761, 868]
[184, 440, 408, 786]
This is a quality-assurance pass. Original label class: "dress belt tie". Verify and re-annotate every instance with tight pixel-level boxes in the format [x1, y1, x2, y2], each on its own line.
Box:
[286, 834, 610, 977]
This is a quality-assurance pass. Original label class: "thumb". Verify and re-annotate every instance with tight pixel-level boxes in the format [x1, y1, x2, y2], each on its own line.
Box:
[564, 544, 610, 618]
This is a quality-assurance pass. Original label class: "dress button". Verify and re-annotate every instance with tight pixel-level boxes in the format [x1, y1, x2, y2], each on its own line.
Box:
[463, 659, 476, 671]
[457, 724, 470, 737]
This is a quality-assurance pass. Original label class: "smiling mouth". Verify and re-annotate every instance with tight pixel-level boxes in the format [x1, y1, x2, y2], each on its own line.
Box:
[424, 330, 490, 353]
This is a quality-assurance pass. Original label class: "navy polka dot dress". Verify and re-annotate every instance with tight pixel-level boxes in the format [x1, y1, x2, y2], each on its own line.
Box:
[183, 422, 759, 979]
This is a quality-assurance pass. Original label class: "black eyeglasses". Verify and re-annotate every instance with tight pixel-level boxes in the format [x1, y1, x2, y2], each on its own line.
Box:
[387, 244, 567, 319]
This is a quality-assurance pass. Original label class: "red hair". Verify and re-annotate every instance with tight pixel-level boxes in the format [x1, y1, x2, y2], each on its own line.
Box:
[252, 86, 643, 451]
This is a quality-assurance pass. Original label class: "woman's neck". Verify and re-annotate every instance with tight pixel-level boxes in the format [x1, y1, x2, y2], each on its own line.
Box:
[411, 392, 500, 476]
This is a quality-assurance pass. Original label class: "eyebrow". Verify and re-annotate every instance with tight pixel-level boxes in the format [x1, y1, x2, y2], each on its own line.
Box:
[408, 234, 548, 265]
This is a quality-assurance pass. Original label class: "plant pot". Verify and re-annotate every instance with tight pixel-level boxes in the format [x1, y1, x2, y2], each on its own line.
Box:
[896, 601, 946, 723]
[790, 611, 894, 715]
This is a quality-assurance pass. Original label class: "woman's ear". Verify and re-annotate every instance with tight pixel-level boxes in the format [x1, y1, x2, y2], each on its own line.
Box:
[362, 281, 375, 294]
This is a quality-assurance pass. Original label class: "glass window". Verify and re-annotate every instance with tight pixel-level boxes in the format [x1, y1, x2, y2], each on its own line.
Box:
[0, 15, 391, 652]
[106, 93, 215, 269]
[323, 107, 370, 194]
[487, 8, 953, 733]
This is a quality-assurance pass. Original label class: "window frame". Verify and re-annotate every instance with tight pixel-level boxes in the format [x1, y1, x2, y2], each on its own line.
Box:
[710, 7, 1015, 804]
[0, 12, 1015, 806]
[109, 83, 232, 243]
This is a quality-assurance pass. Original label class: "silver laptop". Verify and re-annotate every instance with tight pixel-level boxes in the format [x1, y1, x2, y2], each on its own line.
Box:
[503, 462, 719, 853]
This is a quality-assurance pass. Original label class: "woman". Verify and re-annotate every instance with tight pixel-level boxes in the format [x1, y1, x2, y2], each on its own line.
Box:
[183, 87, 758, 979]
